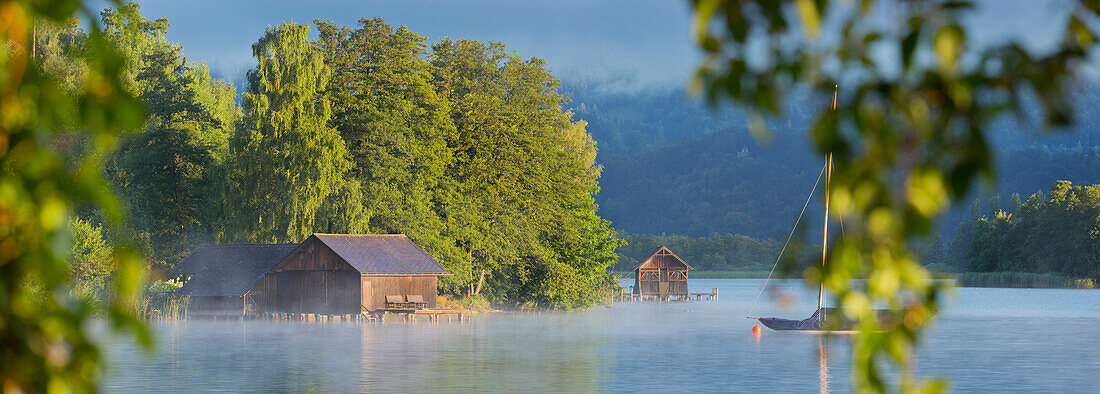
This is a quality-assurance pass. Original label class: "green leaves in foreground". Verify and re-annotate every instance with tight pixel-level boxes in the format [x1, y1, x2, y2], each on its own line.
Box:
[1, 0, 148, 391]
[691, 0, 1098, 392]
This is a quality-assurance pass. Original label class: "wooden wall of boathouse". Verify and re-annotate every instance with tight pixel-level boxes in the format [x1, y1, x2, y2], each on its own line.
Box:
[361, 275, 438, 311]
[265, 237, 362, 314]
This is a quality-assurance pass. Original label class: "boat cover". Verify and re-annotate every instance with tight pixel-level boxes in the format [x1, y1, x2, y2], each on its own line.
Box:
[758, 307, 893, 331]
[759, 307, 828, 330]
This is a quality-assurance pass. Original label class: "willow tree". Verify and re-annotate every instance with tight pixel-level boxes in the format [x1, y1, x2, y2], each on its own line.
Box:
[691, 0, 1100, 392]
[229, 23, 364, 243]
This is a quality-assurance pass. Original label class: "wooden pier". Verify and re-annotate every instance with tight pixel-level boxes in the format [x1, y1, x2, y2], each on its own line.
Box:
[615, 287, 718, 302]
[375, 308, 471, 322]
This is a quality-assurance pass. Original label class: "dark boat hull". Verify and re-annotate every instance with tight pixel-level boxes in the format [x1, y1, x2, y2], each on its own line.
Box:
[757, 308, 887, 332]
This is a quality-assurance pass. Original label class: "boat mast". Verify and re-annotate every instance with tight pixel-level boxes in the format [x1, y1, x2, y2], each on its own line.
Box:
[819, 86, 837, 312]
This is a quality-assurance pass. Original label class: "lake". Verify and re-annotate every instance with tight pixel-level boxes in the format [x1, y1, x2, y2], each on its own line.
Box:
[97, 279, 1100, 392]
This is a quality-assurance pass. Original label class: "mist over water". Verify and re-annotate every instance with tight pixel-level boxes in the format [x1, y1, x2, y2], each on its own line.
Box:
[97, 280, 1100, 392]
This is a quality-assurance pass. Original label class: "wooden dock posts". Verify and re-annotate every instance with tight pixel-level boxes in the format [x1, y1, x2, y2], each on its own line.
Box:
[192, 309, 474, 323]
[615, 287, 718, 302]
[261, 312, 373, 322]
[374, 309, 471, 323]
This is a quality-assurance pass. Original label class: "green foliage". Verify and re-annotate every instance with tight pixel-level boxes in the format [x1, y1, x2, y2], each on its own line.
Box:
[430, 37, 622, 309]
[228, 22, 365, 243]
[136, 278, 188, 319]
[217, 20, 621, 309]
[314, 17, 463, 281]
[950, 181, 1100, 281]
[98, 2, 239, 269]
[31, 7, 620, 328]
[441, 293, 491, 310]
[69, 217, 114, 292]
[691, 0, 1100, 391]
[1, 0, 150, 391]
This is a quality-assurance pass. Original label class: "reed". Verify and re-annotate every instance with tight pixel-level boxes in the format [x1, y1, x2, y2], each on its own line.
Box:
[954, 272, 1096, 289]
[137, 291, 190, 320]
[129, 279, 190, 320]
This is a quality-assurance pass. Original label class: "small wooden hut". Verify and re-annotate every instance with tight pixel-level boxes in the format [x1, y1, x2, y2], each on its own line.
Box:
[172, 244, 298, 316]
[632, 246, 693, 300]
[256, 234, 452, 314]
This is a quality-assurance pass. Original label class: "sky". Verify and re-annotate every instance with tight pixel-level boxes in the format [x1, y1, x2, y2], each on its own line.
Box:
[108, 0, 699, 91]
[92, 0, 1086, 92]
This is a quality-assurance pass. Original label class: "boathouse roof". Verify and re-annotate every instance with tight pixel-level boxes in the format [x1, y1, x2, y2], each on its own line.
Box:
[309, 234, 451, 275]
[632, 245, 694, 271]
[172, 244, 297, 296]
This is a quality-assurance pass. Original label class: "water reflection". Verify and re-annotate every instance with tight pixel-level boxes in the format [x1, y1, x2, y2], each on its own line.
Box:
[819, 338, 830, 394]
[97, 280, 1100, 392]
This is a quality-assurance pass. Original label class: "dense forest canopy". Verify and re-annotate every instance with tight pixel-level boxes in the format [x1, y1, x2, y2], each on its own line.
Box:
[57, 4, 620, 310]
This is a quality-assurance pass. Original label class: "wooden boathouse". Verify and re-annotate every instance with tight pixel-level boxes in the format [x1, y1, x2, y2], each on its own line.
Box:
[632, 246, 693, 301]
[256, 234, 452, 315]
[172, 244, 298, 316]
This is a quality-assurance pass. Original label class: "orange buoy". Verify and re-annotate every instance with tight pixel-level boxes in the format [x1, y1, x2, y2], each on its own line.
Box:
[752, 325, 761, 334]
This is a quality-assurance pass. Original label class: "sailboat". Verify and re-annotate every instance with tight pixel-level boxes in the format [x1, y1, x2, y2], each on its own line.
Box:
[751, 153, 849, 332]
[747, 87, 888, 333]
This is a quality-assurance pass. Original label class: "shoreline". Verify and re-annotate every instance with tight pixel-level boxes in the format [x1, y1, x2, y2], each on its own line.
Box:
[613, 271, 1097, 289]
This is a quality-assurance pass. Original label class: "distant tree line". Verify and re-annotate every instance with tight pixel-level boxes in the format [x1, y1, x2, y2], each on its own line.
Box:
[615, 231, 950, 278]
[49, 3, 620, 309]
[949, 181, 1100, 281]
[615, 233, 781, 273]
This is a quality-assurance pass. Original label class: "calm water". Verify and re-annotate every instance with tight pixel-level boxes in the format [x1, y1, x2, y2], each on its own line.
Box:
[97, 279, 1100, 393]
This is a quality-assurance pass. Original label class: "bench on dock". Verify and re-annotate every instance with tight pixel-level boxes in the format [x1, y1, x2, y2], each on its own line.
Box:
[406, 295, 428, 310]
[385, 295, 428, 310]
[385, 295, 410, 309]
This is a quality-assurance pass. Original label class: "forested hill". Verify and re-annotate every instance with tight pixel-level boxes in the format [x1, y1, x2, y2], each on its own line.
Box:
[596, 129, 821, 238]
[561, 83, 817, 162]
[572, 83, 1100, 240]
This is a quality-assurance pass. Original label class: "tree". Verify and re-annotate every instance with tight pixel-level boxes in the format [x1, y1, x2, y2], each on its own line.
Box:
[691, 0, 1100, 391]
[229, 22, 364, 243]
[951, 181, 1100, 280]
[314, 18, 462, 282]
[119, 123, 217, 266]
[0, 0, 149, 391]
[69, 218, 115, 292]
[431, 38, 621, 307]
[1008, 193, 1022, 216]
[101, 2, 239, 268]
